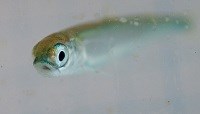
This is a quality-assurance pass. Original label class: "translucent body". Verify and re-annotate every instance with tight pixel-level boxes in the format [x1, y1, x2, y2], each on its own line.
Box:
[32, 15, 191, 77]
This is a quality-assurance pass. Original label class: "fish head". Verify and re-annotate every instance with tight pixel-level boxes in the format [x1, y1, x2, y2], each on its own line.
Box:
[32, 32, 70, 77]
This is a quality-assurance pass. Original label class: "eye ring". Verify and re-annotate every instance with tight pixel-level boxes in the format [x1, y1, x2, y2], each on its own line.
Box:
[51, 43, 69, 68]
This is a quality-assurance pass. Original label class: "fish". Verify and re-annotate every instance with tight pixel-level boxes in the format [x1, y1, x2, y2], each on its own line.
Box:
[32, 14, 192, 77]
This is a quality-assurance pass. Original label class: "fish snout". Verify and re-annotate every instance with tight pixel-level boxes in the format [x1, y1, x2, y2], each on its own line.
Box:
[33, 59, 60, 76]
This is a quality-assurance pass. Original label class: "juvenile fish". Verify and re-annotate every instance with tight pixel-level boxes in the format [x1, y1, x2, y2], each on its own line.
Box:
[32, 15, 191, 77]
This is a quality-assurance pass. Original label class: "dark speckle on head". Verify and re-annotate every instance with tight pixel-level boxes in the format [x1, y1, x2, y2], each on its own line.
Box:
[42, 65, 51, 70]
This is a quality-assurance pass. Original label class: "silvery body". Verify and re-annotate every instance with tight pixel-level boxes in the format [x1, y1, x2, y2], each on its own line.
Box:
[32, 15, 191, 77]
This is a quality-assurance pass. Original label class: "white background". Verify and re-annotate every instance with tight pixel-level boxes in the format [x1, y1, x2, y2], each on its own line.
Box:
[0, 0, 200, 114]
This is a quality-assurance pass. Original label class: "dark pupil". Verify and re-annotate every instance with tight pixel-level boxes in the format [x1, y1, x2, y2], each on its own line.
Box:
[59, 51, 65, 61]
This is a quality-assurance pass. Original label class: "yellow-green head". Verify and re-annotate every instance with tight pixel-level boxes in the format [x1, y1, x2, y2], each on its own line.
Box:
[32, 32, 71, 76]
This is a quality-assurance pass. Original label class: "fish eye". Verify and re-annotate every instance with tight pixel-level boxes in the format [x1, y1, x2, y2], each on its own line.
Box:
[51, 43, 69, 68]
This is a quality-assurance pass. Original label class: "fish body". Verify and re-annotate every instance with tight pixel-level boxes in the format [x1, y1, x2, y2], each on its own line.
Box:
[32, 15, 191, 77]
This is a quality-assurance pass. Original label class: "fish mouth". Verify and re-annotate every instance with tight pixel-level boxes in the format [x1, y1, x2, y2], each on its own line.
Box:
[33, 58, 60, 77]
